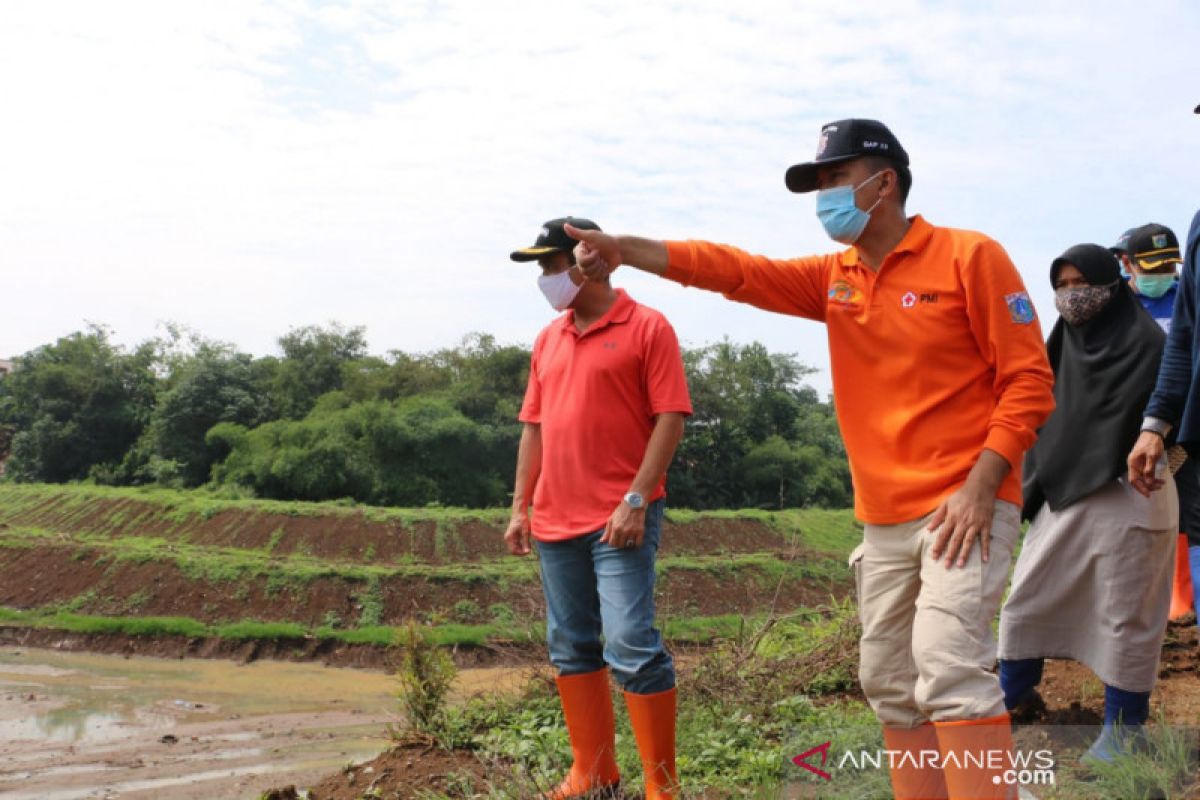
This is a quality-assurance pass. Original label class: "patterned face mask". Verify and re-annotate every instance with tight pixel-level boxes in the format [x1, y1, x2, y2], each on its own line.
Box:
[1054, 282, 1117, 326]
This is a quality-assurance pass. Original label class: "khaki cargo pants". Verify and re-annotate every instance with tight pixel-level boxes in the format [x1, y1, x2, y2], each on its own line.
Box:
[850, 501, 1020, 727]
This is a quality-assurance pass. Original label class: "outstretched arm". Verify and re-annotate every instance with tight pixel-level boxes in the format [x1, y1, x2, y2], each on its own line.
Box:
[565, 223, 831, 321]
[565, 223, 668, 277]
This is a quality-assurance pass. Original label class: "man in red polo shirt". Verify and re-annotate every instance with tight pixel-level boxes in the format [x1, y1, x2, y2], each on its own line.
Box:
[505, 216, 693, 800]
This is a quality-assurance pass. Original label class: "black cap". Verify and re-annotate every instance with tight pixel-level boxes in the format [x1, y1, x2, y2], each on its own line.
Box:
[785, 119, 909, 194]
[1127, 223, 1182, 273]
[509, 216, 601, 262]
[1109, 227, 1138, 255]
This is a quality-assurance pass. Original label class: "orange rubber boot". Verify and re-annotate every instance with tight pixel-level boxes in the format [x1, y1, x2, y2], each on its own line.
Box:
[1170, 534, 1195, 620]
[883, 723, 948, 799]
[933, 713, 1017, 799]
[624, 687, 679, 800]
[543, 669, 620, 800]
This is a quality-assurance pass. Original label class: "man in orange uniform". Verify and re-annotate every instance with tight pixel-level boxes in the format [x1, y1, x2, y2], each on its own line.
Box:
[505, 217, 693, 799]
[568, 120, 1055, 799]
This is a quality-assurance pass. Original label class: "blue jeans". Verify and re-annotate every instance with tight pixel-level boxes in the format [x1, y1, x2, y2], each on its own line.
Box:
[535, 499, 674, 695]
[1191, 544, 1200, 630]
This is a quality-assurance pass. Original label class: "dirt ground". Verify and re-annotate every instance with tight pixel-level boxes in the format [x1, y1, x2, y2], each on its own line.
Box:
[2, 495, 795, 564]
[0, 625, 535, 670]
[3, 619, 1195, 799]
[0, 501, 844, 631]
[266, 743, 495, 800]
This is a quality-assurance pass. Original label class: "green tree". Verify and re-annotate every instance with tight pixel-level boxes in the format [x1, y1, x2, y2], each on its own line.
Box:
[0, 326, 156, 482]
[742, 435, 851, 509]
[434, 333, 531, 425]
[210, 396, 507, 506]
[669, 339, 849, 509]
[269, 323, 368, 419]
[138, 346, 267, 486]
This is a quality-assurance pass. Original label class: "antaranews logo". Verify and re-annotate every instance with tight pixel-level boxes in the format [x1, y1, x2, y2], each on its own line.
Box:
[790, 741, 1056, 788]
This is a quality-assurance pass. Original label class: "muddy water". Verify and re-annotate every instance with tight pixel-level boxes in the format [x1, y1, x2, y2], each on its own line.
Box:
[0, 647, 529, 799]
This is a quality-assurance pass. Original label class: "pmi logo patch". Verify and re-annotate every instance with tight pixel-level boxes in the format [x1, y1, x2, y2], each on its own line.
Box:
[828, 281, 864, 309]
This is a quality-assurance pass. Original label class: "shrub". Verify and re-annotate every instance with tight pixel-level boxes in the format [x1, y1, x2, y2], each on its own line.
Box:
[396, 620, 457, 733]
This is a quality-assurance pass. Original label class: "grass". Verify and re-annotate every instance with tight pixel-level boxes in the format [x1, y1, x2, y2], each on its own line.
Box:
[14, 610, 213, 638]
[664, 506, 862, 559]
[377, 608, 1198, 800]
[0, 482, 514, 531]
[0, 481, 864, 668]
[411, 603, 876, 797]
[0, 605, 547, 647]
[1041, 717, 1200, 799]
[0, 524, 850, 601]
[0, 602, 829, 652]
[0, 482, 860, 553]
[214, 620, 308, 640]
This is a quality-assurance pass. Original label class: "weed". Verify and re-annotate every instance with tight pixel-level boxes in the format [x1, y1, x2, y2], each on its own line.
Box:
[1078, 676, 1104, 707]
[53, 590, 98, 614]
[357, 575, 384, 627]
[396, 620, 457, 734]
[123, 590, 152, 612]
[451, 599, 482, 623]
[488, 602, 515, 624]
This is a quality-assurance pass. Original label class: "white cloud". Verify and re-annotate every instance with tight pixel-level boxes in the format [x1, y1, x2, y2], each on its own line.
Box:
[1, 0, 1198, 396]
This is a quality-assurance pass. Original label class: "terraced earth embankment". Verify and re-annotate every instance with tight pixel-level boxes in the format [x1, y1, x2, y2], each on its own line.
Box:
[0, 484, 861, 665]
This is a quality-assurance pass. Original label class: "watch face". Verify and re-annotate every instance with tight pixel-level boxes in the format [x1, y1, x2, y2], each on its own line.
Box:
[625, 492, 644, 508]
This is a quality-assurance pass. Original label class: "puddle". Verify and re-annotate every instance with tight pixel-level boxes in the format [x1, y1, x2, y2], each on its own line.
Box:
[0, 647, 529, 798]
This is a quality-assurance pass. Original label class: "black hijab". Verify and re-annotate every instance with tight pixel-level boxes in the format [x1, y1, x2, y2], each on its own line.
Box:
[1022, 244, 1166, 519]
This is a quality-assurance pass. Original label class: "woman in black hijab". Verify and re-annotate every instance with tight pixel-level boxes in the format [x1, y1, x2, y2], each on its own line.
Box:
[997, 244, 1177, 763]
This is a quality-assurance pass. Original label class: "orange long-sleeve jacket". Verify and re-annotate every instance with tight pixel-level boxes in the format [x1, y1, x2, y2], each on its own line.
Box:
[665, 216, 1055, 524]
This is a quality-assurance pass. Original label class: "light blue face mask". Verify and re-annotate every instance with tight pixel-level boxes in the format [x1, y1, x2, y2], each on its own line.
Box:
[815, 171, 885, 244]
[1134, 273, 1175, 299]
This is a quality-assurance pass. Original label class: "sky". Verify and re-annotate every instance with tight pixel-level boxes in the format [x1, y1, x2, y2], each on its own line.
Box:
[2, 0, 1198, 395]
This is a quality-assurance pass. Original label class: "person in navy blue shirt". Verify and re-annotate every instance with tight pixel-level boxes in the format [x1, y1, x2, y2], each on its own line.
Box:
[1127, 218, 1200, 637]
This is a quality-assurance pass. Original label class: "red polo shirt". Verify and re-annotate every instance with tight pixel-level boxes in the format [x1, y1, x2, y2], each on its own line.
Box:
[519, 290, 693, 541]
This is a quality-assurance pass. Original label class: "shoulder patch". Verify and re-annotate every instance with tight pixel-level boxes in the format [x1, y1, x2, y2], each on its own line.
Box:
[1005, 291, 1035, 325]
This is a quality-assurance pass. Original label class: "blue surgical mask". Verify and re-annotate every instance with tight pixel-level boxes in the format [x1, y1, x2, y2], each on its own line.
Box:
[1134, 274, 1175, 299]
[816, 171, 885, 244]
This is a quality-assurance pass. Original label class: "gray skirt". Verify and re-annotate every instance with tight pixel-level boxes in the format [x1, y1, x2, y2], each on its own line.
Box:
[997, 477, 1177, 692]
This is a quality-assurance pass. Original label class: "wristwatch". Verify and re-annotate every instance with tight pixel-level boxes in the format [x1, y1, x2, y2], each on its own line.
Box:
[623, 491, 645, 510]
[1140, 417, 1172, 439]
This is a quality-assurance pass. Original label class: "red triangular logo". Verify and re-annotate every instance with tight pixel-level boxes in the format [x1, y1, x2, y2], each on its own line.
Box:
[791, 741, 833, 781]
